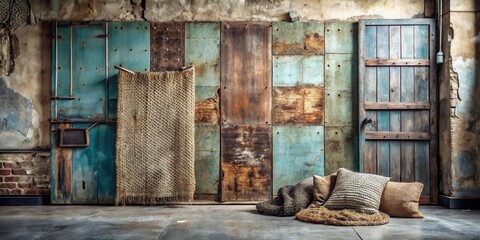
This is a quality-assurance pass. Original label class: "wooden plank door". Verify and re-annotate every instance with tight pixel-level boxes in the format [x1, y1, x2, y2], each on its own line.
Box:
[359, 19, 437, 204]
[220, 22, 272, 201]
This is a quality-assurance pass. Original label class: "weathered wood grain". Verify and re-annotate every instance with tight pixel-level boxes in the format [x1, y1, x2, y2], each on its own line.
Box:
[221, 125, 272, 201]
[364, 102, 430, 110]
[221, 22, 271, 125]
[150, 22, 185, 71]
[365, 132, 430, 140]
[365, 59, 430, 66]
[51, 123, 73, 204]
[273, 87, 324, 125]
[273, 22, 324, 55]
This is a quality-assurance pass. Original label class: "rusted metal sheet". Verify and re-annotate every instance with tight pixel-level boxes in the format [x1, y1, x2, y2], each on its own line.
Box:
[272, 22, 324, 55]
[186, 23, 221, 124]
[195, 125, 220, 194]
[325, 127, 358, 174]
[273, 87, 324, 125]
[150, 22, 185, 71]
[325, 22, 357, 54]
[51, 123, 73, 204]
[325, 54, 357, 90]
[273, 55, 324, 87]
[221, 125, 272, 201]
[220, 22, 271, 125]
[195, 87, 219, 124]
[325, 89, 355, 126]
[108, 21, 150, 118]
[272, 126, 324, 191]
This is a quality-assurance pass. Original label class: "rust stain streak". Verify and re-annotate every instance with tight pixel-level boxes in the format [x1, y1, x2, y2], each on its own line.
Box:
[195, 96, 219, 124]
[273, 86, 324, 125]
[54, 123, 73, 204]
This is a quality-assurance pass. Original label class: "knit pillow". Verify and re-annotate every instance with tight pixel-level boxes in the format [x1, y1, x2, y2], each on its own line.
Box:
[323, 168, 390, 214]
[308, 174, 337, 208]
[380, 182, 424, 218]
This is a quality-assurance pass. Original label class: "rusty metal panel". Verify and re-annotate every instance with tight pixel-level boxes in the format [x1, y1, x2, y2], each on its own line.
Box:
[185, 22, 220, 87]
[273, 87, 324, 125]
[220, 22, 271, 125]
[272, 22, 324, 55]
[325, 54, 358, 90]
[195, 125, 220, 194]
[272, 126, 324, 191]
[325, 88, 356, 126]
[221, 125, 272, 201]
[186, 23, 220, 124]
[50, 123, 73, 204]
[325, 126, 358, 174]
[325, 22, 357, 54]
[195, 86, 219, 124]
[108, 21, 150, 118]
[273, 55, 324, 87]
[150, 22, 185, 71]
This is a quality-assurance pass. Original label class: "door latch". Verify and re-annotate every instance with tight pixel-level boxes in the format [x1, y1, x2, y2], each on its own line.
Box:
[363, 117, 374, 125]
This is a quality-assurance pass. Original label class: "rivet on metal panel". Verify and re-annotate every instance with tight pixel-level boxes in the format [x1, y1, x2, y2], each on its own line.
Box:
[120, 27, 123, 30]
[80, 67, 84, 70]
[144, 69, 147, 71]
[327, 64, 330, 67]
[114, 48, 118, 51]
[144, 49, 147, 52]
[99, 98, 102, 101]
[58, 67, 62, 70]
[129, 48, 132, 51]
[82, 84, 85, 86]
[337, 64, 340, 67]
[137, 27, 139, 29]
[327, 29, 330, 32]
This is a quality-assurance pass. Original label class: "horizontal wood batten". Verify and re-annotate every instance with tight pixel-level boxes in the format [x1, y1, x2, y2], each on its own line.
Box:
[364, 102, 430, 110]
[365, 131, 430, 140]
[365, 59, 430, 66]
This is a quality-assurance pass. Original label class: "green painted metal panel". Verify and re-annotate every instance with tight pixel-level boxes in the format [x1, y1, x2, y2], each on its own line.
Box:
[185, 22, 220, 87]
[272, 22, 324, 55]
[325, 22, 357, 54]
[325, 127, 358, 174]
[195, 125, 220, 194]
[56, 24, 107, 119]
[325, 89, 356, 127]
[273, 55, 324, 86]
[108, 22, 150, 118]
[273, 126, 324, 192]
[325, 54, 358, 90]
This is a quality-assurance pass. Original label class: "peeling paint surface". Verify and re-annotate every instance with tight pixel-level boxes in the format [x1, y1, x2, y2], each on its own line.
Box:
[0, 78, 33, 137]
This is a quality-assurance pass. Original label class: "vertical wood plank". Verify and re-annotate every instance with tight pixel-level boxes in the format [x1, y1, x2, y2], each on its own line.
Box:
[51, 123, 73, 204]
[273, 126, 324, 191]
[428, 19, 438, 204]
[72, 123, 98, 204]
[221, 125, 272, 201]
[389, 25, 401, 181]
[221, 22, 271, 125]
[400, 25, 415, 182]
[363, 25, 377, 173]
[150, 22, 185, 71]
[376, 26, 390, 177]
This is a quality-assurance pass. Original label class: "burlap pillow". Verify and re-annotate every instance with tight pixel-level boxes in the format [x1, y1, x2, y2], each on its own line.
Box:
[323, 168, 390, 214]
[380, 182, 424, 218]
[308, 174, 337, 208]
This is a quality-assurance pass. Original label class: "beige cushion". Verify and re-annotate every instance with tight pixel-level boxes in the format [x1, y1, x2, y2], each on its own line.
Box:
[380, 182, 424, 218]
[309, 174, 337, 208]
[323, 168, 390, 214]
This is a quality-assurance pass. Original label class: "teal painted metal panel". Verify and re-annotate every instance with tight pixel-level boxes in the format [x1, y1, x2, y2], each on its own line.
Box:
[108, 22, 150, 118]
[272, 22, 324, 55]
[71, 123, 98, 204]
[325, 22, 357, 54]
[96, 124, 116, 204]
[273, 55, 324, 86]
[54, 25, 72, 100]
[56, 24, 107, 119]
[325, 54, 358, 90]
[325, 127, 358, 174]
[195, 125, 220, 194]
[273, 126, 324, 191]
[325, 89, 356, 127]
[185, 22, 220, 87]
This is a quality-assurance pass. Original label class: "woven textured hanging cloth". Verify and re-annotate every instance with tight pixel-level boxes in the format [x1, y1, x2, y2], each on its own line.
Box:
[115, 67, 195, 205]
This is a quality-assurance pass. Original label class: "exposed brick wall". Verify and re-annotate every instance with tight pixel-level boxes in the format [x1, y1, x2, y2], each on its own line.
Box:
[0, 153, 50, 195]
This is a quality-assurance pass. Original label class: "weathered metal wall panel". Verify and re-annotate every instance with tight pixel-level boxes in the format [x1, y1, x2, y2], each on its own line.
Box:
[220, 22, 271, 125]
[325, 22, 357, 54]
[221, 125, 272, 201]
[150, 22, 185, 71]
[108, 21, 150, 118]
[273, 87, 324, 125]
[273, 55, 324, 86]
[325, 54, 358, 90]
[55, 24, 107, 119]
[185, 23, 220, 124]
[195, 125, 220, 194]
[325, 127, 358, 174]
[325, 89, 355, 126]
[272, 22, 324, 55]
[272, 126, 324, 191]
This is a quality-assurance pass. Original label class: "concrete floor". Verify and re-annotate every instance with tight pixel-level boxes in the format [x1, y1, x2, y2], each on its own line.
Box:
[0, 205, 479, 240]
